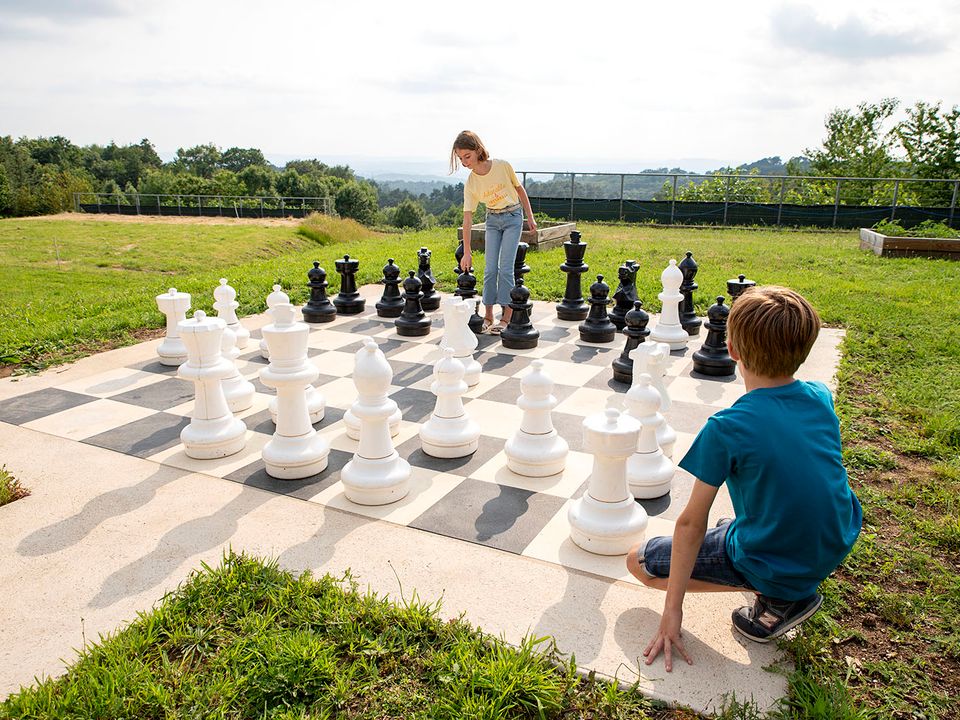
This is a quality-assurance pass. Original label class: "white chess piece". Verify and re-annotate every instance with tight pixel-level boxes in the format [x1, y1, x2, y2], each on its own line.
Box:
[439, 296, 481, 387]
[217, 318, 255, 413]
[568, 407, 648, 555]
[419, 347, 481, 458]
[504, 360, 568, 476]
[259, 303, 330, 478]
[214, 278, 250, 350]
[341, 338, 411, 505]
[155, 287, 191, 366]
[649, 260, 689, 351]
[625, 373, 675, 499]
[260, 284, 289, 359]
[177, 310, 247, 459]
[628, 342, 676, 457]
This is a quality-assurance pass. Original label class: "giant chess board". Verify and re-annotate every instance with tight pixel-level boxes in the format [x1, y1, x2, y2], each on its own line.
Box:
[0, 285, 843, 583]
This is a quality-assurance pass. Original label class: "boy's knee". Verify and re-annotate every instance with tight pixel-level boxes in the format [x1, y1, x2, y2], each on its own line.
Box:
[625, 540, 650, 582]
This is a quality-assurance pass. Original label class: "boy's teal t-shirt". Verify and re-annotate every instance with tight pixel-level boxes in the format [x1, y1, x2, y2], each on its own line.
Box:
[678, 380, 862, 600]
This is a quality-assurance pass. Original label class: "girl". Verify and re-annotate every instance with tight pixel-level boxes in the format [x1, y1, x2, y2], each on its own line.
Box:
[451, 131, 537, 333]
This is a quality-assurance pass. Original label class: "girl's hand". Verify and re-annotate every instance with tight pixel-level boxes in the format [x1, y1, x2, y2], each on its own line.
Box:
[643, 608, 692, 672]
[460, 250, 472, 272]
[526, 218, 538, 232]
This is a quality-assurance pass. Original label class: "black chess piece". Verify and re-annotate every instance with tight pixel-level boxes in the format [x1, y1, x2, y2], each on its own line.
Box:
[556, 231, 589, 321]
[500, 277, 539, 350]
[417, 247, 440, 311]
[455, 239, 464, 276]
[302, 261, 337, 323]
[455, 267, 485, 335]
[395, 271, 432, 337]
[610, 260, 639, 330]
[612, 300, 651, 384]
[679, 251, 702, 336]
[578, 274, 617, 343]
[726, 273, 756, 304]
[692, 296, 737, 377]
[376, 258, 404, 318]
[333, 254, 365, 315]
[513, 241, 531, 285]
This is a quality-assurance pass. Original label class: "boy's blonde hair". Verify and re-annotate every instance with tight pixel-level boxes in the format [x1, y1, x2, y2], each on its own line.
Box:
[449, 130, 490, 173]
[727, 286, 820, 378]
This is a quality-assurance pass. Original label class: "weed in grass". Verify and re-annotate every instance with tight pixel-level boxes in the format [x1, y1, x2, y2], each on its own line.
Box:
[843, 446, 899, 472]
[0, 465, 29, 506]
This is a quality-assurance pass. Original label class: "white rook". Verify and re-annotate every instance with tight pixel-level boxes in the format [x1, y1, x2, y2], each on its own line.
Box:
[156, 287, 191, 366]
[504, 360, 568, 477]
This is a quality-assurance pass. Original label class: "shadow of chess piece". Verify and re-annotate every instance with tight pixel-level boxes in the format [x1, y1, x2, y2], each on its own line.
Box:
[679, 251, 702, 336]
[610, 260, 639, 330]
[417, 246, 440, 311]
[513, 241, 531, 285]
[579, 274, 617, 343]
[501, 277, 539, 350]
[692, 296, 737, 377]
[376, 258, 404, 318]
[302, 261, 337, 323]
[612, 300, 650, 384]
[556, 231, 589, 320]
[726, 273, 756, 304]
[455, 266, 485, 335]
[333, 254, 365, 315]
[395, 271, 432, 337]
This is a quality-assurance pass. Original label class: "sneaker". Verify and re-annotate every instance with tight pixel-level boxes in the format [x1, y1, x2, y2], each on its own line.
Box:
[732, 593, 823, 643]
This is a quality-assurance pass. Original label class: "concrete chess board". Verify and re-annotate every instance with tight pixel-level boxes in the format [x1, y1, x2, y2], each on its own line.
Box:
[0, 286, 842, 708]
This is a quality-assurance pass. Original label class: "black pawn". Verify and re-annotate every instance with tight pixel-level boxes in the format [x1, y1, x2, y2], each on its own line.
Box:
[579, 274, 617, 343]
[376, 258, 404, 318]
[302, 261, 336, 323]
[455, 267, 485, 335]
[726, 273, 756, 304]
[612, 300, 651, 384]
[395, 271, 432, 337]
[692, 296, 737, 377]
[500, 278, 539, 350]
[513, 241, 531, 285]
[333, 254, 365, 315]
[417, 247, 440, 311]
[556, 231, 589, 321]
[679, 251, 703, 336]
[610, 260, 639, 330]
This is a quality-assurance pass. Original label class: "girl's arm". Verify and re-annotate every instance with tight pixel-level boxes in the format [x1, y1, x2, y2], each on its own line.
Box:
[515, 184, 537, 232]
[460, 210, 473, 272]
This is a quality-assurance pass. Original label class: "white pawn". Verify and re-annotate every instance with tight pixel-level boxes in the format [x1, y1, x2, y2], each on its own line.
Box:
[260, 303, 330, 478]
[568, 407, 648, 555]
[260, 284, 289, 359]
[628, 342, 677, 457]
[419, 347, 481, 458]
[155, 287, 191, 366]
[439, 296, 481, 387]
[177, 310, 247, 459]
[341, 338, 411, 505]
[214, 278, 250, 350]
[504, 360, 568, 477]
[625, 373, 675, 499]
[649, 260, 689, 351]
[218, 320, 255, 413]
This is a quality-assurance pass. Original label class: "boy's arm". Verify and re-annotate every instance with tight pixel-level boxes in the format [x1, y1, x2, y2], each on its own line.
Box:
[643, 479, 719, 671]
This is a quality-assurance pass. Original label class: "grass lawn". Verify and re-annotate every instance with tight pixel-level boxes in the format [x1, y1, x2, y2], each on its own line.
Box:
[1, 213, 958, 717]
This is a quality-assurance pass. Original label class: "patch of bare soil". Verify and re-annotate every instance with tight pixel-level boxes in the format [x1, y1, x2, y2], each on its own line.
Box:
[24, 212, 302, 228]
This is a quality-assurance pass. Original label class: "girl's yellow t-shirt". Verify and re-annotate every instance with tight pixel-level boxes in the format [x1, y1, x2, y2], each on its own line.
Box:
[463, 159, 521, 212]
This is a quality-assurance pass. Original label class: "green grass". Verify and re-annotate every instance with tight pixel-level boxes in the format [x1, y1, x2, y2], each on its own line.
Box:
[0, 465, 29, 506]
[2, 215, 959, 717]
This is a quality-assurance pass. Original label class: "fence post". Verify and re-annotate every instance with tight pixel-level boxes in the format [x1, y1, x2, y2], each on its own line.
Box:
[832, 179, 841, 228]
[890, 180, 900, 221]
[619, 174, 624, 221]
[198, 195, 202, 215]
[178, 195, 181, 216]
[218, 195, 223, 217]
[569, 174, 575, 221]
[723, 176, 730, 225]
[521, 172, 527, 187]
[670, 175, 678, 225]
[97, 194, 101, 213]
[117, 193, 121, 214]
[950, 180, 959, 227]
[777, 177, 786, 226]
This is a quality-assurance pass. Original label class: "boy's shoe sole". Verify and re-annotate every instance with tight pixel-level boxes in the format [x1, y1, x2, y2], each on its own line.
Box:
[732, 593, 823, 643]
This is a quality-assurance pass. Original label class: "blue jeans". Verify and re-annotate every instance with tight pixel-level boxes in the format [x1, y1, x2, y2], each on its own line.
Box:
[639, 522, 755, 590]
[482, 208, 523, 307]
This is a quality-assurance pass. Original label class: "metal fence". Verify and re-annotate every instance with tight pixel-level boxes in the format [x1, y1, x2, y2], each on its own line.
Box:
[73, 193, 334, 219]
[518, 172, 960, 229]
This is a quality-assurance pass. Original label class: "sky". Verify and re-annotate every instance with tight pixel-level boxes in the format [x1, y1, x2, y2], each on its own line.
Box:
[1, 0, 957, 178]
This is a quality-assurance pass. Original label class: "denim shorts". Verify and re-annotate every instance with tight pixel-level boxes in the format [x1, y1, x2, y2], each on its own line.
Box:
[640, 522, 755, 590]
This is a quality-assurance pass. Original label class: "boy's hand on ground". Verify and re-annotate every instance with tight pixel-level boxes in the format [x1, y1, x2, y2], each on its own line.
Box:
[643, 608, 692, 672]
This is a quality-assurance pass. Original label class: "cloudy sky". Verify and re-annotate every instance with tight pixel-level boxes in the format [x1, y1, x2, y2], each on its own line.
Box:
[1, 0, 956, 175]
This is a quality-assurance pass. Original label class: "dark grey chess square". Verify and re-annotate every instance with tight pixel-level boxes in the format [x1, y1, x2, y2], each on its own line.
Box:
[238, 349, 268, 364]
[339, 338, 406, 357]
[636, 469, 692, 521]
[409, 477, 567, 554]
[108, 377, 195, 411]
[474, 333, 502, 351]
[585, 369, 630, 393]
[334, 317, 395, 334]
[389, 360, 435, 388]
[223, 448, 352, 499]
[475, 351, 533, 377]
[665, 399, 716, 435]
[394, 433, 501, 477]
[82, 412, 190, 458]
[245, 373, 338, 395]
[128, 359, 181, 376]
[0, 388, 97, 425]
[391, 387, 445, 423]
[245, 405, 344, 436]
[550, 412, 589, 453]
[538, 326, 575, 343]
[477, 377, 578, 405]
[543, 343, 618, 367]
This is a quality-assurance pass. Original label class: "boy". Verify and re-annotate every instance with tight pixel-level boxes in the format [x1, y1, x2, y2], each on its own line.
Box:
[627, 286, 862, 671]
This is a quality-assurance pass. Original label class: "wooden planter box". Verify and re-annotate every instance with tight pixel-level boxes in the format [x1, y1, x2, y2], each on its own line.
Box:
[457, 221, 576, 252]
[859, 228, 960, 260]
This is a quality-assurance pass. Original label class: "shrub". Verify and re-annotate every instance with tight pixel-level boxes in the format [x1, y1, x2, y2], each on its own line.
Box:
[335, 181, 378, 224]
[393, 199, 427, 230]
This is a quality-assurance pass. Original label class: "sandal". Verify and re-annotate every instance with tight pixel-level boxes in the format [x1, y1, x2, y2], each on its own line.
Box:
[481, 318, 495, 333]
[489, 321, 508, 335]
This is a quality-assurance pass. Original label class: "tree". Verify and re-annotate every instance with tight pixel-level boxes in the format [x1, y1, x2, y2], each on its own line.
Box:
[221, 147, 268, 172]
[393, 198, 426, 229]
[174, 143, 222, 178]
[893, 101, 960, 204]
[335, 181, 378, 224]
[239, 165, 275, 196]
[0, 164, 12, 215]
